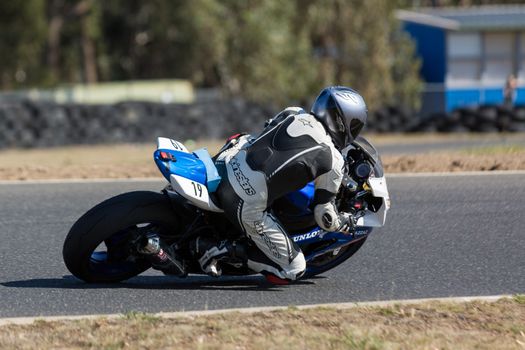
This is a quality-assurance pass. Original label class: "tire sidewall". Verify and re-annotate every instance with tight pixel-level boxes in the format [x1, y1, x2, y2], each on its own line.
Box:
[63, 191, 181, 283]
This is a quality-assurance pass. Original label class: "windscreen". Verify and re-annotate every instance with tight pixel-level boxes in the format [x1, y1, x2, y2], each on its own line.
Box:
[351, 136, 384, 177]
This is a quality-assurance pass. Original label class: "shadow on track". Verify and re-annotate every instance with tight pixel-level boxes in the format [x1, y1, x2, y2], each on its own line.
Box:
[1, 275, 322, 292]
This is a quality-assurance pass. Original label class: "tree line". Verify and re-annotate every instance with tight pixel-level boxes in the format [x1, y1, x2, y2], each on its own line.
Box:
[0, 0, 515, 109]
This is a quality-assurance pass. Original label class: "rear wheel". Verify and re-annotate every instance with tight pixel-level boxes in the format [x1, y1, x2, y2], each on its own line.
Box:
[302, 237, 367, 278]
[63, 191, 181, 283]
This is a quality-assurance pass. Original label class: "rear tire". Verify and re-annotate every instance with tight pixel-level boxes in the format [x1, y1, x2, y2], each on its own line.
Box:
[63, 191, 181, 283]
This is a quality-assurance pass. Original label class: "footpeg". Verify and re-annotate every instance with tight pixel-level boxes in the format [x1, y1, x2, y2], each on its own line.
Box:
[138, 233, 186, 276]
[191, 238, 248, 277]
[204, 259, 222, 277]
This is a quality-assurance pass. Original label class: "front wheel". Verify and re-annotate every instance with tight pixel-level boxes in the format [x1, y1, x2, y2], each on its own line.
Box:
[63, 191, 181, 283]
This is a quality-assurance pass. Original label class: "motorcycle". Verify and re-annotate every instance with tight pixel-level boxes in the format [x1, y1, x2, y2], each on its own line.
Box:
[63, 135, 390, 283]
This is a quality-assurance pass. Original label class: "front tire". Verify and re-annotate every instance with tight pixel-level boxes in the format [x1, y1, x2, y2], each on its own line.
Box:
[63, 191, 181, 283]
[302, 237, 367, 278]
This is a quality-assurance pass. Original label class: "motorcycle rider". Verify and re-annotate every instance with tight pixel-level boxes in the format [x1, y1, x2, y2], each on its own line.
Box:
[190, 86, 368, 284]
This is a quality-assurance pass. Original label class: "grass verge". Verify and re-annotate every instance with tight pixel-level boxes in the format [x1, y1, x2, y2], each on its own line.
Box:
[0, 297, 524, 349]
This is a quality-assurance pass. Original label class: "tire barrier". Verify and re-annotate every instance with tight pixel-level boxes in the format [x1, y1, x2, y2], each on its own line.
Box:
[1, 101, 524, 149]
[366, 106, 417, 133]
[0, 100, 275, 149]
[406, 105, 525, 133]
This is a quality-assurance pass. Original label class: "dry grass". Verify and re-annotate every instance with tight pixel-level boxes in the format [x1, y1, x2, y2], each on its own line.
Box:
[0, 140, 223, 180]
[0, 134, 525, 180]
[0, 297, 524, 349]
[382, 151, 525, 173]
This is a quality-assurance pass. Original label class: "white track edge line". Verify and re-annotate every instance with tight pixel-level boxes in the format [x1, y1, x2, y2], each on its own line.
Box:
[0, 294, 516, 326]
[0, 170, 524, 185]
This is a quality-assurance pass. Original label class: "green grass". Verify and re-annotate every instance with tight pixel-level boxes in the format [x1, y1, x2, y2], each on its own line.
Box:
[341, 332, 385, 350]
[513, 294, 525, 304]
[121, 311, 160, 323]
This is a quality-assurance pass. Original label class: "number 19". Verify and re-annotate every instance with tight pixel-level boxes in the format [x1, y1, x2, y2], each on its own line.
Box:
[191, 182, 203, 197]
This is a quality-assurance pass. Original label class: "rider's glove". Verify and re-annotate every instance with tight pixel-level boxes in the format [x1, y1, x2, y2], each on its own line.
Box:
[314, 202, 355, 234]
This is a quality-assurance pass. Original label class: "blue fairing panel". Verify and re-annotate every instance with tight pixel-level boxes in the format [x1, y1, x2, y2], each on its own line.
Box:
[154, 149, 207, 184]
[193, 148, 221, 192]
[284, 182, 315, 214]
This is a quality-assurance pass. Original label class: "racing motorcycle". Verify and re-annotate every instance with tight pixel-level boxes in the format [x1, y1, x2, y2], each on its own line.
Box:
[63, 135, 390, 283]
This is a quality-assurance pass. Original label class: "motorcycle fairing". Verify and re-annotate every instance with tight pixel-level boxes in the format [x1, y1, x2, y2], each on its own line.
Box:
[155, 137, 224, 212]
[169, 174, 223, 212]
[292, 225, 373, 262]
[355, 176, 390, 227]
[351, 136, 384, 177]
[157, 137, 189, 153]
[155, 137, 207, 184]
[154, 149, 207, 185]
[192, 148, 221, 192]
[284, 181, 315, 212]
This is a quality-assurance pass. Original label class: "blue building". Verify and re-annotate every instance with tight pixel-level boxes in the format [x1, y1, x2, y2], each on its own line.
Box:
[397, 5, 525, 116]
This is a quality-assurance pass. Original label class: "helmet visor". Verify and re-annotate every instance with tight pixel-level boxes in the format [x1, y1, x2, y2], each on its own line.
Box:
[324, 106, 347, 148]
[349, 119, 364, 140]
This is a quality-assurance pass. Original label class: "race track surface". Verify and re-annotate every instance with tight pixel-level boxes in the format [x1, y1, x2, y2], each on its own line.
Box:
[0, 175, 524, 317]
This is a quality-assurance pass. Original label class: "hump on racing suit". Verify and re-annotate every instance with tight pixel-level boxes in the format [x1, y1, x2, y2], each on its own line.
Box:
[246, 107, 344, 206]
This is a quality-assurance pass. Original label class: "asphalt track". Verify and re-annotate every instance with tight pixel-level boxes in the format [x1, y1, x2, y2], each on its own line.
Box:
[0, 174, 524, 318]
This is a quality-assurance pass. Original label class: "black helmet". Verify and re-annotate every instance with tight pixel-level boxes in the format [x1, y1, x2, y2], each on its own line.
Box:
[311, 86, 367, 149]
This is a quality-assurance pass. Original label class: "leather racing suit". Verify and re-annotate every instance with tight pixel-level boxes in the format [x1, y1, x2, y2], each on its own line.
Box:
[214, 107, 346, 280]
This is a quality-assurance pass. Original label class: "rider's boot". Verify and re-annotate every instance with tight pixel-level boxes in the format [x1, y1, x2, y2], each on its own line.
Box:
[138, 233, 186, 276]
[191, 237, 246, 277]
[262, 269, 305, 285]
[263, 273, 291, 285]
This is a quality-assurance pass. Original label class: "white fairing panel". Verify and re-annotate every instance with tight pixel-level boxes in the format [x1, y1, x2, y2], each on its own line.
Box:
[157, 137, 189, 153]
[355, 211, 383, 227]
[170, 174, 223, 212]
[355, 176, 390, 227]
[368, 177, 389, 200]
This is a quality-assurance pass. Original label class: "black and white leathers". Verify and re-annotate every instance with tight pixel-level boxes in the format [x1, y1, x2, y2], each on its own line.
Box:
[214, 107, 345, 280]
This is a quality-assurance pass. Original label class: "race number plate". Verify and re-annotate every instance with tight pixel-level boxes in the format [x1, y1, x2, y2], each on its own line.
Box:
[169, 174, 223, 212]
